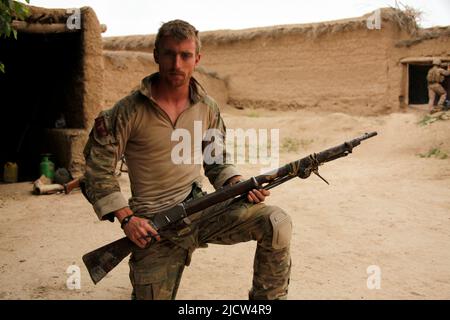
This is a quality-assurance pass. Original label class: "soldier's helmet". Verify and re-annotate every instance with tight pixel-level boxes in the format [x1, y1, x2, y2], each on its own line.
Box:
[432, 58, 442, 66]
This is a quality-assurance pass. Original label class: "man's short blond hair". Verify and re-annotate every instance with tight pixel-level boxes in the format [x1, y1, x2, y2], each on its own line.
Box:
[154, 19, 201, 55]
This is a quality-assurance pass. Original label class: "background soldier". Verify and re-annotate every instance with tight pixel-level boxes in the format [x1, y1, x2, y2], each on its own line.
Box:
[427, 58, 450, 114]
[82, 20, 292, 300]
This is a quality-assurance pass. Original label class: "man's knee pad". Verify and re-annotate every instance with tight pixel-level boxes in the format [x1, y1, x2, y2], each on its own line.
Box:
[269, 210, 292, 249]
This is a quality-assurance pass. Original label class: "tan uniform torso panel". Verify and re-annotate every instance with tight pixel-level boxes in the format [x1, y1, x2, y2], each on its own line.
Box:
[126, 99, 211, 214]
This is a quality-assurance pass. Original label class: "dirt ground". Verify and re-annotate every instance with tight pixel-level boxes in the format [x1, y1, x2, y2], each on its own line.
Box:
[1, 106, 449, 300]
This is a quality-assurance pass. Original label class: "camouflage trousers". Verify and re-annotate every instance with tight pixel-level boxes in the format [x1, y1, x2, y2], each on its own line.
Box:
[128, 190, 292, 300]
[428, 83, 447, 110]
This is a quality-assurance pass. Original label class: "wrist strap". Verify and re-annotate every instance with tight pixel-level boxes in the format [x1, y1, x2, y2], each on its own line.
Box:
[120, 214, 134, 229]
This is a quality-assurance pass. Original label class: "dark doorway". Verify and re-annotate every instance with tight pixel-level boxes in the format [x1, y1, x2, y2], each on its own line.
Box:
[443, 72, 450, 99]
[408, 64, 431, 104]
[0, 31, 84, 182]
[409, 63, 450, 105]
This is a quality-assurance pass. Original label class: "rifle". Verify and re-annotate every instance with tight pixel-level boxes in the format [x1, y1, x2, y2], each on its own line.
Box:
[83, 131, 377, 284]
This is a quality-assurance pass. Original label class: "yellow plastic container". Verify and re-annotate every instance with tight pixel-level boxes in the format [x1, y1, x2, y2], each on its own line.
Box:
[3, 162, 18, 183]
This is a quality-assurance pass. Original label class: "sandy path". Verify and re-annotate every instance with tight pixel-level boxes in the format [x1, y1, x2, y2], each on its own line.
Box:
[1, 109, 449, 299]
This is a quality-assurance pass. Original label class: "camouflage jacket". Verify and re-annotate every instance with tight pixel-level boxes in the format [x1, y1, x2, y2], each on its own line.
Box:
[83, 73, 240, 221]
[427, 65, 450, 84]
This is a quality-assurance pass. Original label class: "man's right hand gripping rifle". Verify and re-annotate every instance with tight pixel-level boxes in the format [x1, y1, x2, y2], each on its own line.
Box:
[114, 207, 160, 249]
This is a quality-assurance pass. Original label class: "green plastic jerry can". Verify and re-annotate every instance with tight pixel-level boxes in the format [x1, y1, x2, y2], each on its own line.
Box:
[40, 154, 55, 180]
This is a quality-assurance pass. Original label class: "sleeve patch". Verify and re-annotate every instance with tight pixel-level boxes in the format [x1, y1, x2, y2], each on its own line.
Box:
[95, 116, 109, 138]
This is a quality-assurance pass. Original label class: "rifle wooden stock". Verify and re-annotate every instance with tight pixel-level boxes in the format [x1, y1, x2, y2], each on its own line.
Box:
[64, 178, 80, 194]
[83, 131, 377, 284]
[82, 237, 132, 284]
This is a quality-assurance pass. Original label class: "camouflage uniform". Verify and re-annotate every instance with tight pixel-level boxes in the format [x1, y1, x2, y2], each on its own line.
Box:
[83, 73, 292, 300]
[427, 59, 450, 112]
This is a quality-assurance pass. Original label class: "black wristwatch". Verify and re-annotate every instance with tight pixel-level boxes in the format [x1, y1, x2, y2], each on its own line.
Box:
[120, 214, 134, 229]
